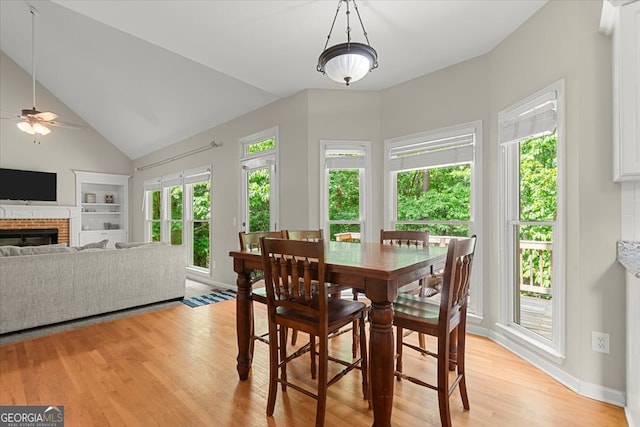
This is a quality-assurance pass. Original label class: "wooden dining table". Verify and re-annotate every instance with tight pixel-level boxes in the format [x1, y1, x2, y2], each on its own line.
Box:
[229, 240, 447, 427]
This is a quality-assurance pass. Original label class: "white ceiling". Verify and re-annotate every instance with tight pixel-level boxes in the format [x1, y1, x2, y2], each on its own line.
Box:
[0, 0, 546, 159]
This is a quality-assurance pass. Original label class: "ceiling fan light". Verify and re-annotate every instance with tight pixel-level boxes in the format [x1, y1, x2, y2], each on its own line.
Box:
[33, 122, 51, 135]
[320, 43, 377, 85]
[17, 121, 36, 135]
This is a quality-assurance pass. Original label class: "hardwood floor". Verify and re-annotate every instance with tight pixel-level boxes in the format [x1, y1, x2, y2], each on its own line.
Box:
[0, 300, 626, 426]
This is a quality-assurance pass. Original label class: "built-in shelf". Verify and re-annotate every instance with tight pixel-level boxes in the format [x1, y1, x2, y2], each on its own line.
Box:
[74, 171, 129, 248]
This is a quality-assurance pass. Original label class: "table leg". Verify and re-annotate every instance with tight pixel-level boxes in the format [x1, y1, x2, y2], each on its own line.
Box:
[368, 301, 394, 427]
[236, 270, 253, 380]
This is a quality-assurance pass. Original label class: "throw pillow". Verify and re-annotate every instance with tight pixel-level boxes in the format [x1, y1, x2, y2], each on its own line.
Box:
[77, 239, 109, 250]
[115, 242, 153, 249]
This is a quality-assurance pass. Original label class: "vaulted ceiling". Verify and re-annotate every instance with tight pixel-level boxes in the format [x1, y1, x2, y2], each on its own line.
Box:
[0, 0, 546, 159]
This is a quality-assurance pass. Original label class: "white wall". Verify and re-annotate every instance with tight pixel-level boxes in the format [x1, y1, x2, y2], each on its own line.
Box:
[488, 0, 624, 398]
[0, 51, 131, 206]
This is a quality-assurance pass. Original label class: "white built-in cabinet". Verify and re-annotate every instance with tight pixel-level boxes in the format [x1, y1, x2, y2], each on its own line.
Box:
[74, 171, 129, 248]
[610, 0, 640, 181]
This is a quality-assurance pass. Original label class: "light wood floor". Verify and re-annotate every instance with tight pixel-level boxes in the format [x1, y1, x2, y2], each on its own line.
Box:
[0, 300, 626, 427]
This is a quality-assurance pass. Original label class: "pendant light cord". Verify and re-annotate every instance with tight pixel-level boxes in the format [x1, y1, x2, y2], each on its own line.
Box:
[321, 0, 372, 52]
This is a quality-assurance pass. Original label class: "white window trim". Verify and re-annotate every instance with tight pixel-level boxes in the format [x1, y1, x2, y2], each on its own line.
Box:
[497, 79, 566, 363]
[239, 127, 279, 231]
[383, 121, 483, 318]
[184, 166, 212, 277]
[319, 140, 372, 242]
[143, 166, 212, 277]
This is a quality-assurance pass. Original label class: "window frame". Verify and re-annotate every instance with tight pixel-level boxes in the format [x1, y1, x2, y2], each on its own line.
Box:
[383, 121, 483, 318]
[319, 140, 372, 242]
[239, 127, 279, 232]
[143, 166, 212, 276]
[497, 79, 566, 363]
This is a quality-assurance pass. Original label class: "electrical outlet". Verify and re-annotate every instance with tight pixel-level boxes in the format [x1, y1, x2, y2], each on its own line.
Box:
[592, 331, 610, 354]
[211, 261, 216, 269]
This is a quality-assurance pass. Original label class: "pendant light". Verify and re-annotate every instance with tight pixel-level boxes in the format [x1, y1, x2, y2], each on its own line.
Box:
[316, 0, 378, 86]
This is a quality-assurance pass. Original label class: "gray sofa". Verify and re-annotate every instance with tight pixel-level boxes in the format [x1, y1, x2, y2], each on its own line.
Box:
[0, 243, 186, 334]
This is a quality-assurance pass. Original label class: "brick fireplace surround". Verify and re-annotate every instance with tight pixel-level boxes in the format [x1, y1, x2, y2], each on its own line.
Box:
[0, 219, 70, 244]
[0, 205, 80, 246]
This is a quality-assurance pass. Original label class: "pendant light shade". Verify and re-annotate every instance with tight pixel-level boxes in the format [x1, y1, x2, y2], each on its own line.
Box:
[317, 0, 378, 86]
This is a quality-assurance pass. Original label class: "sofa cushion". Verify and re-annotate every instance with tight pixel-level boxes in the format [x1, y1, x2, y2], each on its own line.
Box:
[0, 246, 21, 257]
[77, 239, 109, 250]
[18, 244, 75, 256]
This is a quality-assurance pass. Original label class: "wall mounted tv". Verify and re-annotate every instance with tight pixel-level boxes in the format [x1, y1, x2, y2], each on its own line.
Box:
[0, 168, 57, 202]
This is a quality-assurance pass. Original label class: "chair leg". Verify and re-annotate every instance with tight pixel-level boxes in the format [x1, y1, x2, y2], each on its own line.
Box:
[310, 335, 317, 380]
[437, 333, 453, 427]
[291, 329, 298, 345]
[358, 312, 369, 402]
[395, 326, 404, 379]
[280, 326, 287, 392]
[418, 333, 426, 351]
[266, 324, 279, 417]
[352, 318, 359, 358]
[315, 335, 328, 427]
[458, 320, 469, 410]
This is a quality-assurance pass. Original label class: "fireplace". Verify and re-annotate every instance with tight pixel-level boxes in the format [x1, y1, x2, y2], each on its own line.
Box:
[0, 228, 59, 247]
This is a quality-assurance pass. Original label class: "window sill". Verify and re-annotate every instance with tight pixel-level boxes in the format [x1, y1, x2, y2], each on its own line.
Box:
[493, 322, 564, 365]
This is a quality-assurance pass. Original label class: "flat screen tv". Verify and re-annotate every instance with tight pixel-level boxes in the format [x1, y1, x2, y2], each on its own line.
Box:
[0, 168, 57, 202]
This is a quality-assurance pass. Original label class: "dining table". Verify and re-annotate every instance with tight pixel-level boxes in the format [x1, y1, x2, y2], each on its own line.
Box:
[229, 240, 448, 427]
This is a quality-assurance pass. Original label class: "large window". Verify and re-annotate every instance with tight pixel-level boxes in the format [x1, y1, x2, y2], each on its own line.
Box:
[240, 128, 278, 232]
[384, 122, 482, 316]
[498, 80, 565, 361]
[144, 167, 212, 274]
[320, 141, 371, 242]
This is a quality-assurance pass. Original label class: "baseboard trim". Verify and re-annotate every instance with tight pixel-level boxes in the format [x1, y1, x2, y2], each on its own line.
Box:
[488, 328, 626, 408]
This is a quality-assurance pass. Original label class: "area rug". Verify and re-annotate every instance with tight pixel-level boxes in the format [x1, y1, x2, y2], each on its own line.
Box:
[182, 289, 237, 308]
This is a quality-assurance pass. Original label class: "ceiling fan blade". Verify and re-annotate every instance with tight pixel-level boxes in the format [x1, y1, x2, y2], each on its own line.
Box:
[34, 111, 58, 121]
[48, 120, 88, 130]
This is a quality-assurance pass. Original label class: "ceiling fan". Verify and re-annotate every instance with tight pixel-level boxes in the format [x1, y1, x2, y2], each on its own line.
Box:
[2, 6, 85, 136]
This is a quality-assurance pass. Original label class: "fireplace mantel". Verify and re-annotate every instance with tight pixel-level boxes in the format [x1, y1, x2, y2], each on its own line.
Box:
[0, 204, 81, 246]
[0, 204, 81, 220]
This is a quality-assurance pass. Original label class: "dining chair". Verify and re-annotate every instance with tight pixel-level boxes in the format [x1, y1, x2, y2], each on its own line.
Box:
[392, 235, 477, 427]
[260, 237, 369, 427]
[238, 230, 287, 354]
[377, 230, 442, 350]
[285, 228, 362, 370]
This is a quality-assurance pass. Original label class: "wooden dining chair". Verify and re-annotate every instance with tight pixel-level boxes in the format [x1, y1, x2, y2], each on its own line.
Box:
[392, 235, 477, 427]
[260, 237, 369, 427]
[238, 230, 287, 354]
[377, 229, 442, 350]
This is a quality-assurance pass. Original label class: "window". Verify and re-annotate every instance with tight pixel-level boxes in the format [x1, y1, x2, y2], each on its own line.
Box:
[240, 128, 279, 232]
[320, 141, 371, 242]
[384, 122, 482, 316]
[498, 80, 565, 361]
[143, 167, 212, 274]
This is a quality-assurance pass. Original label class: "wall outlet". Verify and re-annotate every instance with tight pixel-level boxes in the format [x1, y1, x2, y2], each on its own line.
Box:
[211, 260, 216, 269]
[592, 331, 610, 354]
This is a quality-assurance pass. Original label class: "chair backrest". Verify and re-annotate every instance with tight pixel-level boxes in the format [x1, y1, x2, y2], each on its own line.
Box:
[239, 230, 286, 251]
[439, 235, 477, 324]
[380, 229, 429, 248]
[285, 229, 324, 241]
[260, 237, 327, 325]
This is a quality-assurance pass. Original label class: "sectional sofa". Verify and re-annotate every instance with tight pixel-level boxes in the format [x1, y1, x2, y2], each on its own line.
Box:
[0, 242, 186, 334]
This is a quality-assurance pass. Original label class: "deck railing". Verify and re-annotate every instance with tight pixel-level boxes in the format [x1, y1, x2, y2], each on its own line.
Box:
[519, 240, 552, 296]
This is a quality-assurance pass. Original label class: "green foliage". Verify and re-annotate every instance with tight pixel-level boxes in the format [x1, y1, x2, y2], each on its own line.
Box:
[246, 138, 275, 155]
[328, 170, 360, 221]
[396, 165, 471, 237]
[248, 168, 270, 232]
[192, 182, 210, 268]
